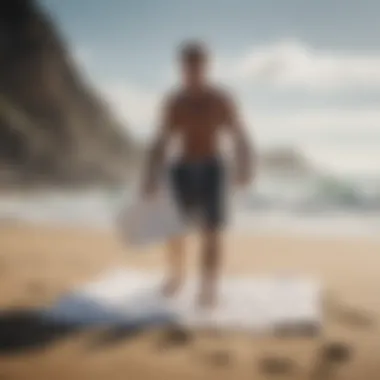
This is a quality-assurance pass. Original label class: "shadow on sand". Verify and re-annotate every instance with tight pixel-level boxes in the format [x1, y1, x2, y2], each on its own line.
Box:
[0, 293, 174, 355]
[0, 309, 79, 353]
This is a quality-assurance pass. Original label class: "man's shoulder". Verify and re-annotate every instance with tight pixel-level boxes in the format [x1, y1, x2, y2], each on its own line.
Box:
[208, 84, 235, 104]
[163, 87, 186, 107]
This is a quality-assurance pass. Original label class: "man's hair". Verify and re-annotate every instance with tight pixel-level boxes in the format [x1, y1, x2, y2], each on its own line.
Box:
[179, 40, 208, 63]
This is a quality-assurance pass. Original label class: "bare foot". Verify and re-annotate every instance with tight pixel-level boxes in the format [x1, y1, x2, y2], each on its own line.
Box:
[162, 277, 183, 298]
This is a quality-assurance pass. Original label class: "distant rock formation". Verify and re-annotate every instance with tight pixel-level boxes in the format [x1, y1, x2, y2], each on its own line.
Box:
[259, 146, 314, 177]
[0, 0, 139, 188]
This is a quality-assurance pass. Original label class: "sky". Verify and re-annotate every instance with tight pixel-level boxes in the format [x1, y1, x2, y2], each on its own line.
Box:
[41, 0, 380, 176]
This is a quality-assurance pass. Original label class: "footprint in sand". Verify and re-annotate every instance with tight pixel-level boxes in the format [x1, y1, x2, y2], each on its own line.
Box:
[89, 325, 147, 349]
[311, 342, 353, 379]
[335, 307, 376, 329]
[258, 356, 296, 376]
[156, 326, 193, 350]
[325, 295, 376, 329]
[200, 349, 232, 368]
[323, 342, 352, 362]
[274, 321, 321, 339]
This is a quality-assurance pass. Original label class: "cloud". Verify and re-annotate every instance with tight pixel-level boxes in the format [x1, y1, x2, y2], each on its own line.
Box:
[86, 39, 380, 175]
[252, 108, 380, 141]
[229, 39, 380, 90]
[304, 146, 380, 176]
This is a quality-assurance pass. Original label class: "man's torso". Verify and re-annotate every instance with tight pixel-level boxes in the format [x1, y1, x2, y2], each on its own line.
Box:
[169, 86, 230, 162]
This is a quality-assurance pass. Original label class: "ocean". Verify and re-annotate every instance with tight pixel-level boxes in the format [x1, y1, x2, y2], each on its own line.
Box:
[0, 174, 379, 239]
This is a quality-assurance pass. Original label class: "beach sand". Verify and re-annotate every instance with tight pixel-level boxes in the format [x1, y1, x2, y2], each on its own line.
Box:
[0, 223, 379, 379]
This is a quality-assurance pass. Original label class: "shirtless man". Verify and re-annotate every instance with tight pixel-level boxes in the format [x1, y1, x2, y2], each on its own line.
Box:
[142, 41, 255, 308]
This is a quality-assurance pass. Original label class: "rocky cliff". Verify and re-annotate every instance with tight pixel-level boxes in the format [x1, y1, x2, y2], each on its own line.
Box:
[0, 0, 138, 188]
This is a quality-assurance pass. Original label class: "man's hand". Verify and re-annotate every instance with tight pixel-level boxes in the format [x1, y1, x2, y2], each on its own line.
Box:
[221, 91, 256, 191]
[232, 131, 257, 191]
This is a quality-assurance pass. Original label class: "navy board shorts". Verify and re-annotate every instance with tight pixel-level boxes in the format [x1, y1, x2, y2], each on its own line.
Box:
[169, 156, 226, 230]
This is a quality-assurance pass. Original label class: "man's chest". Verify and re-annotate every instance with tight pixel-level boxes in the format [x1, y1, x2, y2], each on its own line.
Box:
[176, 96, 223, 126]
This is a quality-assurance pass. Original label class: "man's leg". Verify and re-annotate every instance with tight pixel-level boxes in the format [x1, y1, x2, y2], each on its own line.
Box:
[164, 161, 192, 297]
[198, 227, 222, 308]
[198, 157, 225, 308]
[162, 235, 186, 297]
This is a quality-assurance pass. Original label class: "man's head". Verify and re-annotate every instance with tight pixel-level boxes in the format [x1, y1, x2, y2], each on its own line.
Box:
[178, 41, 209, 88]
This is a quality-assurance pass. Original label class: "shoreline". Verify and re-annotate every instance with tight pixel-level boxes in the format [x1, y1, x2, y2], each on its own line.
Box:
[2, 216, 380, 243]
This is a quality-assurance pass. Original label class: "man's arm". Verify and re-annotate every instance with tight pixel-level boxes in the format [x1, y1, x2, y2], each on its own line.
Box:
[222, 93, 256, 186]
[142, 96, 177, 196]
